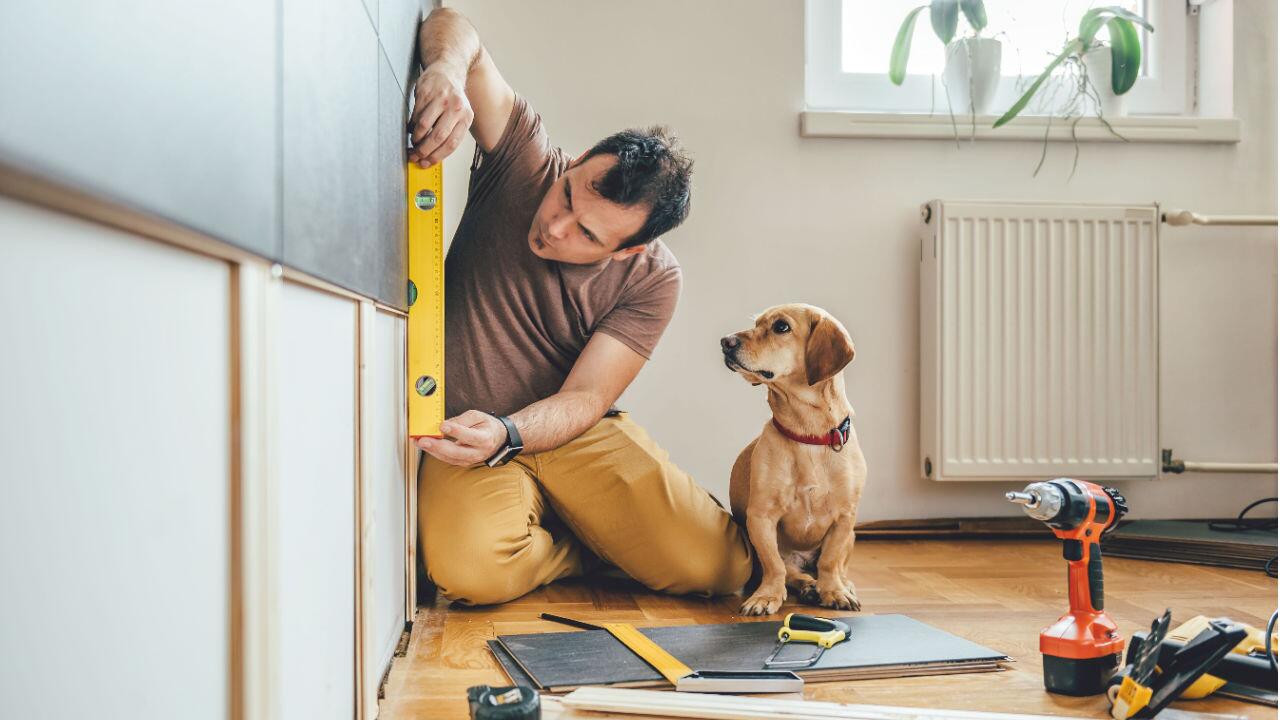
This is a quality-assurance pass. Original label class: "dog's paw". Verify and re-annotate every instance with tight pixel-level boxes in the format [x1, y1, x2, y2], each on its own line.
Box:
[843, 579, 861, 609]
[796, 580, 821, 606]
[740, 588, 786, 616]
[817, 581, 860, 611]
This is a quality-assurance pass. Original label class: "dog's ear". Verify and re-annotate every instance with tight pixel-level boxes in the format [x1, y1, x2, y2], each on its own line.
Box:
[804, 316, 854, 386]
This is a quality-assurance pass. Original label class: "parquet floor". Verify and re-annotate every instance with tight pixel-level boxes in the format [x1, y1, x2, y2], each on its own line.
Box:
[378, 539, 1277, 719]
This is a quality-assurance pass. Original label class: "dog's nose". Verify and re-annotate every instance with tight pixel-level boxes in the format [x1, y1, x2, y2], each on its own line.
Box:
[721, 335, 740, 352]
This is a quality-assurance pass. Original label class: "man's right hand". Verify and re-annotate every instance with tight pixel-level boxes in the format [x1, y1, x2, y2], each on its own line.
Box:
[410, 8, 514, 167]
[409, 65, 474, 168]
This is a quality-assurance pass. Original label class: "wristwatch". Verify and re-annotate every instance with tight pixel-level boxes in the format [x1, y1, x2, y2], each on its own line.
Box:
[484, 413, 524, 467]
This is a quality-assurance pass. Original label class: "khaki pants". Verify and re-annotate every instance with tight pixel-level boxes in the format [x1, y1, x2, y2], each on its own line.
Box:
[418, 413, 753, 605]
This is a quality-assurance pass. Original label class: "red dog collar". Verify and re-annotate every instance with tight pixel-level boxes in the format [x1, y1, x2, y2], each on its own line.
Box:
[772, 415, 852, 452]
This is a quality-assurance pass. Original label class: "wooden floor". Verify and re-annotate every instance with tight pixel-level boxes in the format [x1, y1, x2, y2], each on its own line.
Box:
[378, 539, 1276, 719]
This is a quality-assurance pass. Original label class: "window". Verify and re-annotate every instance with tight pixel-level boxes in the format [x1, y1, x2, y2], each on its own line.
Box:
[805, 0, 1187, 116]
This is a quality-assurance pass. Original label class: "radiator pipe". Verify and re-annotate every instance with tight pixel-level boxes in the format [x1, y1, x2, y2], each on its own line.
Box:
[1161, 208, 1278, 227]
[1162, 449, 1278, 474]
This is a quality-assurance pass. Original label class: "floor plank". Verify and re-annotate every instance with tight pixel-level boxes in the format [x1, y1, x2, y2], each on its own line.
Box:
[379, 539, 1276, 719]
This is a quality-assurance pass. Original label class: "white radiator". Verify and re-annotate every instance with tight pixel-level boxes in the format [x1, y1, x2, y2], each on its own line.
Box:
[919, 201, 1160, 481]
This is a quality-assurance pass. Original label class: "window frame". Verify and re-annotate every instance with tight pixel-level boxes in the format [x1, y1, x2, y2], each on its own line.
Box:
[804, 0, 1188, 116]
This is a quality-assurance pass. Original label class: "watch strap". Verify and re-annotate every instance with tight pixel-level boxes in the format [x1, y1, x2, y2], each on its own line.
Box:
[484, 412, 523, 467]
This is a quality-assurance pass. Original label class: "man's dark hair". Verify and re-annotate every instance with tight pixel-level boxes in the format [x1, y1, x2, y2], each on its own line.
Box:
[581, 126, 693, 249]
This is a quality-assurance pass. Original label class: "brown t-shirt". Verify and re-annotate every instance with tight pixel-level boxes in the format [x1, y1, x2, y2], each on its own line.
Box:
[444, 96, 682, 418]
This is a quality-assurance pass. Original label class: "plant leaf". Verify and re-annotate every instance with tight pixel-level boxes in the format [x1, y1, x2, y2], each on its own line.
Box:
[890, 6, 927, 85]
[960, 0, 987, 32]
[1100, 6, 1155, 33]
[993, 42, 1079, 128]
[1078, 8, 1108, 46]
[930, 0, 960, 45]
[1080, 6, 1154, 47]
[1106, 16, 1142, 94]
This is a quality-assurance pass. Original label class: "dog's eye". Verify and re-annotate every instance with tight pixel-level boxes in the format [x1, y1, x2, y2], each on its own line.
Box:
[772, 319, 791, 334]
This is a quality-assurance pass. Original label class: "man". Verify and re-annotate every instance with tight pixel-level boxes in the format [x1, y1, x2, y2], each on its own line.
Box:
[409, 7, 752, 606]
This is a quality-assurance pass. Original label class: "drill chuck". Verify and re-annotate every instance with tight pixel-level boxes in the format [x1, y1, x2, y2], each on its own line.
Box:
[1006, 481, 1065, 522]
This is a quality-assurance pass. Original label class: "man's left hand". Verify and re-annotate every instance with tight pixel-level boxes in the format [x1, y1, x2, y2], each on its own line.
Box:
[415, 409, 506, 467]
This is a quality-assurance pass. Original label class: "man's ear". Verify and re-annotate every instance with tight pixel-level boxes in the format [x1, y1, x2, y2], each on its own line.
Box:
[612, 244, 647, 259]
[804, 316, 855, 386]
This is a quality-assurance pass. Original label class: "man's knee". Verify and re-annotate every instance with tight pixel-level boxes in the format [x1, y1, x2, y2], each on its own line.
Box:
[423, 538, 529, 606]
[417, 460, 542, 604]
[644, 536, 753, 597]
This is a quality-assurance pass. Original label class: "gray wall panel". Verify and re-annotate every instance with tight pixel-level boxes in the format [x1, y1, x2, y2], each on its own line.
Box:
[0, 1, 279, 257]
[377, 53, 410, 308]
[380, 0, 424, 92]
[282, 0, 381, 297]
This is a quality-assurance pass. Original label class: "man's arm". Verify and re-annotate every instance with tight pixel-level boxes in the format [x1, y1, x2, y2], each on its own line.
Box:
[408, 7, 515, 167]
[415, 333, 647, 465]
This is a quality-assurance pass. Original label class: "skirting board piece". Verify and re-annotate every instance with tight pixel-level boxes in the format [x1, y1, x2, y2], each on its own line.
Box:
[550, 687, 1248, 720]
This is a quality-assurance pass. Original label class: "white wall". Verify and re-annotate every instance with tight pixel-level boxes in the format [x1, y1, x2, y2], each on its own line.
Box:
[443, 0, 1277, 521]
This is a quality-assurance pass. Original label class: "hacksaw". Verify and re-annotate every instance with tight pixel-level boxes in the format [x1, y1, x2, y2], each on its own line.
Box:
[406, 160, 445, 439]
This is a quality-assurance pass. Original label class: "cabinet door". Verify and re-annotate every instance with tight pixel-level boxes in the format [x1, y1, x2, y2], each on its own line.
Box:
[278, 283, 357, 720]
[0, 197, 232, 720]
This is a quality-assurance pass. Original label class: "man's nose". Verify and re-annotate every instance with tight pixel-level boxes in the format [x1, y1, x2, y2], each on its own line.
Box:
[547, 213, 573, 239]
[720, 335, 741, 352]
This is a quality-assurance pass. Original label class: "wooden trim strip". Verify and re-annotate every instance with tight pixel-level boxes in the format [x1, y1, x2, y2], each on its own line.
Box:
[234, 261, 282, 720]
[355, 301, 379, 720]
[282, 267, 407, 318]
[0, 159, 265, 267]
[557, 687, 1088, 720]
[0, 160, 408, 319]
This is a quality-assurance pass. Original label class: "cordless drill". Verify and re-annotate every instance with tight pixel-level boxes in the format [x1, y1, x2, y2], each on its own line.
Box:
[1007, 478, 1129, 696]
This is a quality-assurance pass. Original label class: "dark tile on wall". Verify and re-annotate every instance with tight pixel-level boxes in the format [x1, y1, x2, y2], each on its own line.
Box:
[0, 1, 279, 257]
[282, 0, 382, 299]
[377, 53, 410, 309]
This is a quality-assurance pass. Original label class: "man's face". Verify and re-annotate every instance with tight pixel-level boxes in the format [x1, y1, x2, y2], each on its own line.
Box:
[527, 154, 650, 264]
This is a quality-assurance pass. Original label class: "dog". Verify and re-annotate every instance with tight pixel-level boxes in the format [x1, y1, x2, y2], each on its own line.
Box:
[721, 303, 866, 616]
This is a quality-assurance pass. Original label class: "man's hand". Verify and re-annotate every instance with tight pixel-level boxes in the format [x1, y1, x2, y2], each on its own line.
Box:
[409, 66, 474, 168]
[415, 409, 506, 467]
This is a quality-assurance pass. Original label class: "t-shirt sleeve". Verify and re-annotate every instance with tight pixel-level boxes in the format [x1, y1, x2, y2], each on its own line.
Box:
[592, 265, 683, 360]
[467, 94, 559, 202]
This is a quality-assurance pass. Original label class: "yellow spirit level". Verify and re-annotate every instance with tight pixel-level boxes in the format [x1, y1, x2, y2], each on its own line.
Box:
[406, 161, 445, 439]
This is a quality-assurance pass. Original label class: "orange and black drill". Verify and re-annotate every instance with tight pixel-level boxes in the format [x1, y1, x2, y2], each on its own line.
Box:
[1007, 478, 1129, 696]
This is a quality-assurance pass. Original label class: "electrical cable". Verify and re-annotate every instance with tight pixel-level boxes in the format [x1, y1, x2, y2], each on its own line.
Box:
[1266, 610, 1278, 673]
[1208, 498, 1277, 576]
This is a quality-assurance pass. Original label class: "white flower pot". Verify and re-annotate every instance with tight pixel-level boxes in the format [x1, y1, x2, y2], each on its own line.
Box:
[943, 37, 1002, 115]
[1083, 46, 1129, 117]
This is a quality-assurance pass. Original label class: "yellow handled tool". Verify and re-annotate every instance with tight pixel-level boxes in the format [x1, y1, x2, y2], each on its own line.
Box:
[764, 613, 851, 669]
[406, 160, 445, 439]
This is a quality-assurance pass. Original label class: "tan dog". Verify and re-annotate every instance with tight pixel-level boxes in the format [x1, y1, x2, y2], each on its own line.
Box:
[721, 304, 866, 616]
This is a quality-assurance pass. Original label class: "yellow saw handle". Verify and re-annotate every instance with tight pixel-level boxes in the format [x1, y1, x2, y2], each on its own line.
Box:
[778, 613, 849, 649]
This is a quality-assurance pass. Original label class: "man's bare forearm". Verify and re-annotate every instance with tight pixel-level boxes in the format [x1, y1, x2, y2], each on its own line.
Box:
[418, 8, 481, 82]
[510, 390, 611, 455]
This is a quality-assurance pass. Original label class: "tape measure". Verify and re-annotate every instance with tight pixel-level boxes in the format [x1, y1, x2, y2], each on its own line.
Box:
[466, 685, 539, 720]
[406, 160, 445, 439]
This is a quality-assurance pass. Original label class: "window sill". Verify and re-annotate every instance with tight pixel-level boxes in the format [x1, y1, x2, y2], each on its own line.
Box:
[799, 111, 1241, 144]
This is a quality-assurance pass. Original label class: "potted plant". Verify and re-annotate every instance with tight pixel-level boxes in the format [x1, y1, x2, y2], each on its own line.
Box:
[890, 0, 1001, 117]
[993, 6, 1153, 128]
